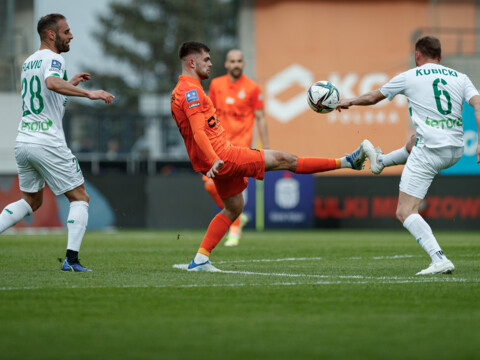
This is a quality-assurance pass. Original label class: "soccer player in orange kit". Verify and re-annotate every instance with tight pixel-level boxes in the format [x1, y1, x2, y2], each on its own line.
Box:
[171, 41, 366, 272]
[204, 49, 269, 246]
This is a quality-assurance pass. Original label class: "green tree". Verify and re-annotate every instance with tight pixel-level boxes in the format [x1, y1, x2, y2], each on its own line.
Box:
[86, 0, 238, 111]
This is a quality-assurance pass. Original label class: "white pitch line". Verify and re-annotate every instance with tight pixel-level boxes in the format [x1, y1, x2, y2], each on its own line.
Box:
[172, 263, 470, 282]
[215, 255, 425, 264]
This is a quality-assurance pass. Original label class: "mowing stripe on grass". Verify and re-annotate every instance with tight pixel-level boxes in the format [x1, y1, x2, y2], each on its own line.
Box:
[215, 257, 323, 264]
[0, 276, 472, 292]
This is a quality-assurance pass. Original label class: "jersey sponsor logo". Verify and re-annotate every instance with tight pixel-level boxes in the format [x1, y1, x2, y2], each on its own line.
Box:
[425, 116, 463, 129]
[185, 89, 199, 103]
[22, 60, 42, 72]
[416, 68, 458, 77]
[188, 102, 200, 109]
[207, 115, 218, 128]
[20, 118, 53, 132]
[50, 59, 62, 71]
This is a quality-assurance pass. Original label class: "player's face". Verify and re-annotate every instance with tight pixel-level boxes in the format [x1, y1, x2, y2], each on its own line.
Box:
[194, 51, 212, 80]
[225, 51, 244, 79]
[54, 19, 73, 53]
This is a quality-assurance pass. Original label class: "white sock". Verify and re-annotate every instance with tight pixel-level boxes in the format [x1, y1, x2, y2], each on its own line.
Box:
[194, 253, 209, 264]
[340, 157, 350, 168]
[67, 201, 89, 252]
[378, 146, 409, 167]
[0, 199, 32, 233]
[403, 214, 446, 262]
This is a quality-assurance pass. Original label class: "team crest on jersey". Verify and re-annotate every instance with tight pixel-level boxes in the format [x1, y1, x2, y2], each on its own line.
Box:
[185, 90, 199, 103]
[50, 59, 62, 71]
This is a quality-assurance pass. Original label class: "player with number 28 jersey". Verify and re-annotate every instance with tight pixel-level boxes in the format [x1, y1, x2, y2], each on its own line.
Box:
[18, 49, 69, 146]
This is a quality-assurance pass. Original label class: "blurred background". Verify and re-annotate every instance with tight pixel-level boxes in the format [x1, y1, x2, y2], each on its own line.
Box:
[0, 0, 479, 231]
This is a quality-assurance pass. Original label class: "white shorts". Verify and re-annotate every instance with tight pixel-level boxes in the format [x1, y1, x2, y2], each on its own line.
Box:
[399, 145, 463, 199]
[15, 142, 84, 196]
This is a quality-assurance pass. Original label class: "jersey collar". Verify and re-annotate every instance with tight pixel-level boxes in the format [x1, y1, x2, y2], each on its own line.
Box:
[179, 75, 202, 86]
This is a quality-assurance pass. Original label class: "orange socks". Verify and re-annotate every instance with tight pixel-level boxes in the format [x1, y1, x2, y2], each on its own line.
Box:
[295, 157, 340, 174]
[198, 213, 233, 255]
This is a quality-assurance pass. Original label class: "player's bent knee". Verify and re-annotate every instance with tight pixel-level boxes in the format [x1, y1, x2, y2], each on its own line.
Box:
[31, 200, 43, 212]
[396, 207, 409, 223]
[265, 151, 297, 171]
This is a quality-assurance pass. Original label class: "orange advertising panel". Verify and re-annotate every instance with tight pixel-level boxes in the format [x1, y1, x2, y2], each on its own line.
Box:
[254, 0, 476, 175]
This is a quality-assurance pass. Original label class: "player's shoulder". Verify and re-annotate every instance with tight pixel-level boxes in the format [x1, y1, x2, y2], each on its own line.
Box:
[175, 76, 205, 103]
[34, 49, 65, 63]
[240, 74, 261, 90]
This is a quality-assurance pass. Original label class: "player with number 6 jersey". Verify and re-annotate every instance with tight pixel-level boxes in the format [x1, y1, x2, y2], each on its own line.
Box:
[380, 61, 478, 149]
[337, 35, 480, 276]
[0, 13, 114, 272]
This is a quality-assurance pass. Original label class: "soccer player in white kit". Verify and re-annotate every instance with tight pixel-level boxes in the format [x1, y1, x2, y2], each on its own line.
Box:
[337, 36, 480, 275]
[0, 14, 115, 271]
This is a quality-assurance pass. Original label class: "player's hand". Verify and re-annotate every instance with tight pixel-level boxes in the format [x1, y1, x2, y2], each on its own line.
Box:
[69, 73, 91, 86]
[207, 160, 224, 178]
[336, 99, 351, 112]
[476, 142, 480, 164]
[87, 90, 115, 104]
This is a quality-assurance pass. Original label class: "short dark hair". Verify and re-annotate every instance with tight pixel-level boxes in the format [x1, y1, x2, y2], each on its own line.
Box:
[415, 36, 441, 60]
[37, 13, 66, 42]
[178, 41, 210, 59]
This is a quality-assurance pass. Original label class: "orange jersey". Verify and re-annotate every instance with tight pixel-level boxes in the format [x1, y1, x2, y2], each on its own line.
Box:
[171, 75, 229, 172]
[209, 74, 264, 148]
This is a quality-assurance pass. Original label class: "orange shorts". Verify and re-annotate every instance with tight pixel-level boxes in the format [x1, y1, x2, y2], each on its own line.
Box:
[204, 146, 265, 199]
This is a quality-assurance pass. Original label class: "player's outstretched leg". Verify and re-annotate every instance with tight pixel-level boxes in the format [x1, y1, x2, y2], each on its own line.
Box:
[264, 142, 366, 174]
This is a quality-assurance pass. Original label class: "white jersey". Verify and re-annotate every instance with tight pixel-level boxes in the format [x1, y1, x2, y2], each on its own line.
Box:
[380, 63, 479, 148]
[17, 49, 68, 146]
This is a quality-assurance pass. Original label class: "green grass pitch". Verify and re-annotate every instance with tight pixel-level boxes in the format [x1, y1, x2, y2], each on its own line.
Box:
[1, 229, 479, 360]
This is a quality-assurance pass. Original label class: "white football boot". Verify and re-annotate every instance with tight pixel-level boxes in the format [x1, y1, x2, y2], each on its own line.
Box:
[362, 139, 385, 175]
[416, 259, 455, 275]
[187, 259, 222, 272]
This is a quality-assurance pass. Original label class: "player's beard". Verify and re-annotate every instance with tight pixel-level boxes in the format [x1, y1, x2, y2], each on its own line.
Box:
[196, 67, 210, 80]
[55, 33, 70, 53]
[230, 68, 242, 79]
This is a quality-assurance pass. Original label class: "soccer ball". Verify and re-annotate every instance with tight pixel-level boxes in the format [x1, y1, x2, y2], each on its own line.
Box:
[307, 81, 340, 113]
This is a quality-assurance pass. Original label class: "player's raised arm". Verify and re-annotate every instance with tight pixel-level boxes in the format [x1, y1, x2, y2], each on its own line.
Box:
[337, 90, 386, 111]
[45, 76, 114, 104]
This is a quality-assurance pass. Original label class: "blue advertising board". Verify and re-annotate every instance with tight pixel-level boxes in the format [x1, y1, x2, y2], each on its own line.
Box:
[263, 171, 314, 228]
[441, 102, 480, 175]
